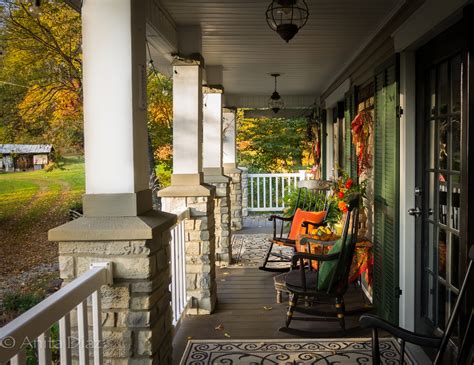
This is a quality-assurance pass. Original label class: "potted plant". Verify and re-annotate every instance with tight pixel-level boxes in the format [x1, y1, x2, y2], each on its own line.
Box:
[331, 172, 367, 238]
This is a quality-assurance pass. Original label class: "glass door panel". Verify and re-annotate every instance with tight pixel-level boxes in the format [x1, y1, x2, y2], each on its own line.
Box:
[420, 54, 462, 339]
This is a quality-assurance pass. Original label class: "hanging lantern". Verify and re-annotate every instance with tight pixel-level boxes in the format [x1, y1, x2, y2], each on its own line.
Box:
[268, 74, 284, 113]
[266, 0, 309, 43]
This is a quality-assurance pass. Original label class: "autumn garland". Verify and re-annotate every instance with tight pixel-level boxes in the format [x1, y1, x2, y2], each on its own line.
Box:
[351, 110, 373, 176]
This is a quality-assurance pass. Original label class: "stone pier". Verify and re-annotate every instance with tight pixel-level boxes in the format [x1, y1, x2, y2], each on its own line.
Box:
[50, 212, 176, 364]
[222, 109, 244, 231]
[225, 167, 244, 231]
[204, 177, 231, 265]
[240, 167, 249, 218]
[202, 84, 232, 265]
[160, 192, 217, 314]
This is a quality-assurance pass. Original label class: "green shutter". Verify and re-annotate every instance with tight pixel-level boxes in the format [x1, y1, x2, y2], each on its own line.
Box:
[344, 89, 357, 180]
[373, 56, 400, 325]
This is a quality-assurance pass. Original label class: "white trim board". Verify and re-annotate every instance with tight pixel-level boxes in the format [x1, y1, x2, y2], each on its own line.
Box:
[392, 0, 468, 52]
[398, 51, 416, 331]
[321, 0, 406, 100]
[323, 79, 351, 108]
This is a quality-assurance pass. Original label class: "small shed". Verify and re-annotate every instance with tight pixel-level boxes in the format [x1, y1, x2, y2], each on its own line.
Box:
[0, 144, 54, 172]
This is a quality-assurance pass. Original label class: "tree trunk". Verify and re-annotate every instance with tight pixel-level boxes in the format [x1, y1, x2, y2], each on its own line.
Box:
[147, 133, 161, 210]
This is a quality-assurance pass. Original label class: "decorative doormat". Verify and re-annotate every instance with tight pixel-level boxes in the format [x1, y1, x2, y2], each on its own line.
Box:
[231, 234, 293, 268]
[180, 338, 415, 364]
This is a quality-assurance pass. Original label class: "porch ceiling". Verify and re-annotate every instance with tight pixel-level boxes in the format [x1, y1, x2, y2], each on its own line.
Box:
[159, 0, 404, 98]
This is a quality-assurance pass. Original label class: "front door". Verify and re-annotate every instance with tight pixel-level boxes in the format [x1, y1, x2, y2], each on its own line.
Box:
[414, 21, 467, 344]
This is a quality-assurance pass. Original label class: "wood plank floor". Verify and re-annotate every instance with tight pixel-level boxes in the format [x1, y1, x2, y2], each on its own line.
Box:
[172, 267, 374, 364]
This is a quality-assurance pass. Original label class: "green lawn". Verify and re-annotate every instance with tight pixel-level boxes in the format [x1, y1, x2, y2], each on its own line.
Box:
[0, 155, 85, 225]
[0, 156, 86, 324]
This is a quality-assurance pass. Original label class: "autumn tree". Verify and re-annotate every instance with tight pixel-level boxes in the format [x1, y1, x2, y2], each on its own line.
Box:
[0, 0, 82, 151]
[237, 112, 311, 172]
[147, 70, 173, 187]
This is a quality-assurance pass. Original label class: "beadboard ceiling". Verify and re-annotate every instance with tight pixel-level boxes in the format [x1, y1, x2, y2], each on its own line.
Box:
[159, 0, 404, 97]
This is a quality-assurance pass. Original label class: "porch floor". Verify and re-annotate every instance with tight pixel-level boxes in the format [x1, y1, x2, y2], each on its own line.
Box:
[172, 227, 374, 364]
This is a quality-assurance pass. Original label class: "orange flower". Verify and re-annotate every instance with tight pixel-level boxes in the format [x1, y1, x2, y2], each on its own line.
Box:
[338, 201, 348, 213]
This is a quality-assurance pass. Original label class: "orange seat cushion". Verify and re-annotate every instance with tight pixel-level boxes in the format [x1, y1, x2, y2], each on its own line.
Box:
[288, 208, 326, 241]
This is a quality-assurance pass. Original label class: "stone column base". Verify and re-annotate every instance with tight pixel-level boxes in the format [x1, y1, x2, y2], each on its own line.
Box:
[49, 211, 176, 364]
[159, 184, 217, 315]
[224, 167, 244, 231]
[240, 167, 249, 218]
[204, 175, 232, 266]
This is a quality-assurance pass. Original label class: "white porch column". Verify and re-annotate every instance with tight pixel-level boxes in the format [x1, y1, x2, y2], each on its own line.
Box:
[171, 63, 203, 181]
[50, 1, 176, 363]
[223, 109, 238, 170]
[203, 86, 232, 265]
[82, 0, 151, 216]
[203, 89, 224, 176]
[159, 27, 217, 314]
[223, 109, 244, 230]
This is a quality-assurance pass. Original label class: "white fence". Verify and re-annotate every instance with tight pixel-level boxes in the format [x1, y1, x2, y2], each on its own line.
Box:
[247, 171, 307, 212]
[0, 262, 113, 365]
[170, 208, 190, 326]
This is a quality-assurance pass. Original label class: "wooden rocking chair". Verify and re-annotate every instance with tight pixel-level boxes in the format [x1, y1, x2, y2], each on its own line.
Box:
[259, 179, 332, 273]
[282, 194, 360, 332]
[360, 245, 474, 365]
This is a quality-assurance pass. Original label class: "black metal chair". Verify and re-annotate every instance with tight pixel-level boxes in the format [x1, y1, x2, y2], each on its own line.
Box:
[259, 179, 332, 273]
[360, 245, 474, 365]
[283, 194, 360, 331]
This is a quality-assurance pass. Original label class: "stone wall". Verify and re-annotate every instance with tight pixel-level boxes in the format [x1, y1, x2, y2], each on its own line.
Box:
[55, 222, 174, 364]
[205, 180, 231, 266]
[225, 169, 243, 231]
[161, 194, 217, 315]
[240, 167, 249, 217]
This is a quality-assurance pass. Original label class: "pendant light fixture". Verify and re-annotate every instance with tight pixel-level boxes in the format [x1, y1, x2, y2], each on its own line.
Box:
[268, 74, 284, 114]
[266, 0, 309, 43]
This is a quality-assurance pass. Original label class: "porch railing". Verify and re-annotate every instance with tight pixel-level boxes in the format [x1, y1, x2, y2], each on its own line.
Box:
[0, 262, 113, 365]
[247, 171, 307, 212]
[170, 207, 190, 326]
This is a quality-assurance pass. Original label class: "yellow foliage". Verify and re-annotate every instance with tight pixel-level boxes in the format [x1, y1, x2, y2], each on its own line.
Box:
[18, 81, 82, 122]
[155, 144, 173, 161]
[1, 1, 83, 150]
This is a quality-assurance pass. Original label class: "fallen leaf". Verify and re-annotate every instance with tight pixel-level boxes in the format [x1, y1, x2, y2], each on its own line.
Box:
[263, 306, 273, 311]
[214, 324, 224, 331]
[224, 333, 231, 338]
[187, 336, 193, 340]
[223, 272, 230, 275]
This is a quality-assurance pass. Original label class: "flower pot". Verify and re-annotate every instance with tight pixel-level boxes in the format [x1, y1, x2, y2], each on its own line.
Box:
[334, 222, 344, 237]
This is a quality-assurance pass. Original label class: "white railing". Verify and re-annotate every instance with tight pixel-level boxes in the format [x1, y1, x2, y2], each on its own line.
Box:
[0, 262, 113, 365]
[170, 208, 190, 327]
[247, 171, 307, 212]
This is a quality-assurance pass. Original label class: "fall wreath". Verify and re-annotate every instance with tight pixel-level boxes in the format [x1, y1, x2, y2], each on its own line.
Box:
[351, 110, 373, 176]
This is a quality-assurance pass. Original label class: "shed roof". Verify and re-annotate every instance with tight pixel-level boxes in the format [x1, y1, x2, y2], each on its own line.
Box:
[0, 144, 53, 154]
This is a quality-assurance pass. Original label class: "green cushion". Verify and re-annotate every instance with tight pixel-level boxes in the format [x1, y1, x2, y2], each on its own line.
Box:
[317, 234, 352, 290]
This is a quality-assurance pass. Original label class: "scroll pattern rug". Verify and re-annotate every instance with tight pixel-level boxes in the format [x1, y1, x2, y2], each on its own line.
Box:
[231, 234, 293, 268]
[180, 338, 415, 364]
